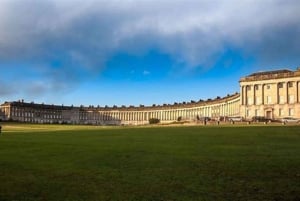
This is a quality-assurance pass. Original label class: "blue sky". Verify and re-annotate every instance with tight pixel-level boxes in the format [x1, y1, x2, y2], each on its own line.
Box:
[0, 0, 300, 106]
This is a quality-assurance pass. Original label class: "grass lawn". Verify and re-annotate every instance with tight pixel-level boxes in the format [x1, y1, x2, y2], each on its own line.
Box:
[0, 123, 299, 201]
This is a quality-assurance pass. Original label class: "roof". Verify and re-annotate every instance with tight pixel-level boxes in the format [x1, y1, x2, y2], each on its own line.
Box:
[247, 69, 292, 77]
[240, 68, 300, 82]
[0, 93, 241, 112]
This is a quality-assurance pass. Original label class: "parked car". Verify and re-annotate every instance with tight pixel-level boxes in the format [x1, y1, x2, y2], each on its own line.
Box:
[228, 116, 243, 122]
[252, 116, 272, 122]
[280, 117, 300, 123]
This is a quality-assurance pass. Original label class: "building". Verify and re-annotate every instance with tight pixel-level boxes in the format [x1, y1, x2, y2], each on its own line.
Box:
[0, 94, 240, 125]
[0, 109, 5, 121]
[1, 68, 300, 125]
[240, 68, 300, 120]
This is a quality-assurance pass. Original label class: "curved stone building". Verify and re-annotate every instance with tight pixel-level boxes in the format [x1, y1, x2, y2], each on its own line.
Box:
[1, 68, 300, 125]
[0, 94, 240, 125]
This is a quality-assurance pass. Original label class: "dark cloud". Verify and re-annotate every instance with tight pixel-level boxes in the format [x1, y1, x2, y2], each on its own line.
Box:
[0, 0, 299, 65]
[0, 0, 299, 97]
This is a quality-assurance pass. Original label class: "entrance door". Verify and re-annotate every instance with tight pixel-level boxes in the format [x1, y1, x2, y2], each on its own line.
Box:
[266, 111, 272, 119]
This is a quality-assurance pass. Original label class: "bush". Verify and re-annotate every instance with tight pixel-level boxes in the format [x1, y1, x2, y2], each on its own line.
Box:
[149, 118, 160, 124]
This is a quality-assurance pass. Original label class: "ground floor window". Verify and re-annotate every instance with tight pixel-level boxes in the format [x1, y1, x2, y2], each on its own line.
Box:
[255, 109, 260, 116]
[289, 108, 294, 116]
[246, 110, 251, 117]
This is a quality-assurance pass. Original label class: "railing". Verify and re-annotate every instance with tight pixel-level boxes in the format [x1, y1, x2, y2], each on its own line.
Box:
[240, 72, 299, 82]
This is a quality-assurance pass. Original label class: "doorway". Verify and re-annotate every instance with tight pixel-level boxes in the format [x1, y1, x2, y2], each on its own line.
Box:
[266, 111, 272, 119]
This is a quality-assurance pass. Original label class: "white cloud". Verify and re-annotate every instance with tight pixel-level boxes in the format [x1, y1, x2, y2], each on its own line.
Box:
[0, 0, 299, 97]
[143, 70, 150, 75]
[0, 0, 299, 67]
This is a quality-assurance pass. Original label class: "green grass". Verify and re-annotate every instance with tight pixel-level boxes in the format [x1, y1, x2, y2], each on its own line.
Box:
[0, 123, 299, 201]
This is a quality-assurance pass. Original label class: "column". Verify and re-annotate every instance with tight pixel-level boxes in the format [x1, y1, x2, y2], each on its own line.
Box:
[286, 82, 289, 103]
[245, 85, 248, 105]
[243, 85, 247, 105]
[253, 85, 256, 105]
[297, 81, 299, 103]
[262, 84, 265, 104]
[241, 86, 244, 105]
[174, 110, 176, 120]
[277, 83, 280, 104]
[295, 81, 298, 103]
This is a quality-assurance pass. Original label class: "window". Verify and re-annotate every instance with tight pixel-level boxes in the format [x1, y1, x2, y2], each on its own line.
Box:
[247, 97, 252, 105]
[255, 85, 259, 90]
[289, 95, 294, 104]
[255, 97, 261, 105]
[267, 96, 272, 104]
[288, 82, 293, 88]
[289, 108, 294, 116]
[246, 110, 251, 117]
[278, 83, 283, 88]
[247, 86, 251, 91]
[255, 109, 260, 116]
[279, 109, 283, 116]
[266, 85, 271, 89]
[279, 96, 284, 104]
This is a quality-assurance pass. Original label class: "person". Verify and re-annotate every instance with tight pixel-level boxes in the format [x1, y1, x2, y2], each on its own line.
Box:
[0, 125, 2, 134]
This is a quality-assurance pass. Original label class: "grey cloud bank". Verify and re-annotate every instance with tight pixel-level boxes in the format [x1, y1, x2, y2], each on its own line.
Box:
[0, 0, 300, 96]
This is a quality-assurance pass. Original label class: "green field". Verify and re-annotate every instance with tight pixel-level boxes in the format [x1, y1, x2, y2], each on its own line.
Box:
[0, 123, 299, 201]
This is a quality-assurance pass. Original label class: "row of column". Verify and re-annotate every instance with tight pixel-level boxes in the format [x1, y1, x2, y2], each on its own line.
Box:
[2, 97, 240, 124]
[92, 98, 240, 122]
[241, 81, 300, 105]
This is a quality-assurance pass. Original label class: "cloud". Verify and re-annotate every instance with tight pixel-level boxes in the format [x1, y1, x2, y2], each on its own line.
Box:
[0, 80, 17, 96]
[143, 70, 150, 75]
[0, 0, 299, 97]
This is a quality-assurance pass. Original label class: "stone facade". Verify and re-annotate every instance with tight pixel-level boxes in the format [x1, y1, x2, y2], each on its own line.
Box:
[0, 94, 240, 125]
[1, 68, 300, 125]
[240, 68, 300, 120]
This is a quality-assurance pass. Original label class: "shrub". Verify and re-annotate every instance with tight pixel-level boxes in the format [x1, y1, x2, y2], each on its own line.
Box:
[149, 118, 160, 124]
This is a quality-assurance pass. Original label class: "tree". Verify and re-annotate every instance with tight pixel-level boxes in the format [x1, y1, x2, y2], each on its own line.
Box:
[177, 116, 182, 122]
